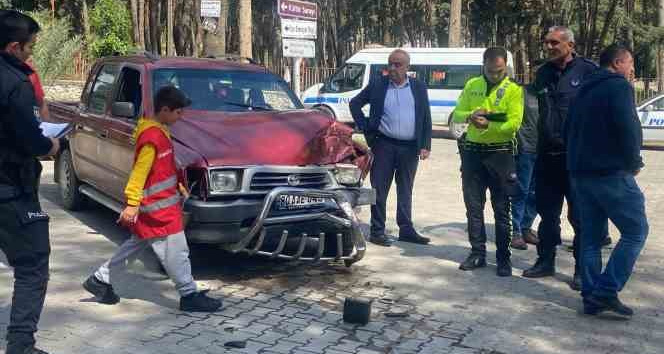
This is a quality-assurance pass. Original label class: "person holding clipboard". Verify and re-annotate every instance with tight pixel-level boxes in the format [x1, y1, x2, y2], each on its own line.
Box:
[452, 47, 524, 277]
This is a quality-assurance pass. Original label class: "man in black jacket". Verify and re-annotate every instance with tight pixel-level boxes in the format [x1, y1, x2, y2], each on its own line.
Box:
[349, 49, 432, 247]
[522, 26, 601, 290]
[0, 11, 60, 354]
[566, 45, 647, 318]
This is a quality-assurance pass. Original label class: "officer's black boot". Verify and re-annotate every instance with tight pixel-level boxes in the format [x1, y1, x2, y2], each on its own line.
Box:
[496, 258, 512, 277]
[459, 253, 487, 271]
[522, 249, 555, 278]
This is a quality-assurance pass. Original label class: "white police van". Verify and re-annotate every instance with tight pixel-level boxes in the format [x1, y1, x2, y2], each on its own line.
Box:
[636, 94, 664, 146]
[301, 47, 515, 139]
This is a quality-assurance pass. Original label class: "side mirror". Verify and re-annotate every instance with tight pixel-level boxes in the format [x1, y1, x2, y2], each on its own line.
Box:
[646, 105, 655, 112]
[111, 102, 135, 118]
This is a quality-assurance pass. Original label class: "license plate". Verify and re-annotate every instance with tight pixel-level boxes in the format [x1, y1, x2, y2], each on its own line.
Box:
[276, 194, 326, 210]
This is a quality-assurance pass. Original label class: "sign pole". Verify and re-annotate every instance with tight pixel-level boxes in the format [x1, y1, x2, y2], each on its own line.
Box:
[293, 57, 303, 97]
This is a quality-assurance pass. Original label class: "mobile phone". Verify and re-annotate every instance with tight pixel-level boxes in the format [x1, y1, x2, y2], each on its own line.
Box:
[484, 112, 508, 122]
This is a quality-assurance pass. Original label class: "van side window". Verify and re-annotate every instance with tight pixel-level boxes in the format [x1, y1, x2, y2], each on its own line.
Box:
[88, 64, 120, 114]
[114, 67, 142, 119]
[369, 64, 481, 90]
[322, 64, 365, 93]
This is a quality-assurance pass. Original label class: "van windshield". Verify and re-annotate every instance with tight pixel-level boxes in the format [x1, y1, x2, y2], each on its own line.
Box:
[153, 69, 303, 112]
[370, 64, 481, 90]
[321, 63, 365, 93]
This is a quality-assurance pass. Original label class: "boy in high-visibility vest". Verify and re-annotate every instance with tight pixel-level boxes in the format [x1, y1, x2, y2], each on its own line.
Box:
[83, 86, 222, 312]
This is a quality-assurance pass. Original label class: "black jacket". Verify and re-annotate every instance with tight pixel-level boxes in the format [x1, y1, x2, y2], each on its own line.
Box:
[534, 56, 597, 154]
[565, 69, 643, 175]
[517, 84, 539, 154]
[349, 76, 432, 151]
[0, 52, 52, 193]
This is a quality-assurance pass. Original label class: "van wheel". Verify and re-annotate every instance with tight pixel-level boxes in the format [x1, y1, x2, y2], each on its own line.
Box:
[316, 105, 336, 120]
[57, 149, 85, 211]
[448, 114, 467, 140]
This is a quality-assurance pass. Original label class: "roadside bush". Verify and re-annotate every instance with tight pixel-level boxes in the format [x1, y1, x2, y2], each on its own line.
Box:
[89, 0, 132, 58]
[30, 11, 84, 85]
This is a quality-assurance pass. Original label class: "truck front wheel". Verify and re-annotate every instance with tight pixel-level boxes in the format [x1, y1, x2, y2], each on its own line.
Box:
[57, 149, 85, 211]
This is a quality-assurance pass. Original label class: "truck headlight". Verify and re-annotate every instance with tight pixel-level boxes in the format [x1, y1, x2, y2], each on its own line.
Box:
[209, 170, 239, 193]
[333, 164, 361, 185]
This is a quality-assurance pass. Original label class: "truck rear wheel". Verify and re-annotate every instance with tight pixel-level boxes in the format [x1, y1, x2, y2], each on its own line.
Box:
[57, 149, 85, 211]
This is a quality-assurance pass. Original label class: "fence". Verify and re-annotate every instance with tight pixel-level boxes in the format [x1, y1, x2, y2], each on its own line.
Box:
[272, 66, 337, 92]
[59, 52, 92, 81]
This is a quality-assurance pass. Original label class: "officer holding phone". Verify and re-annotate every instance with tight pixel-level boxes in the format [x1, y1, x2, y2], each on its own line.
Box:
[452, 47, 524, 277]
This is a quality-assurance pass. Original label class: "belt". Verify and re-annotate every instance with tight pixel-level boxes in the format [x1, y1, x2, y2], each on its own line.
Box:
[462, 140, 515, 153]
[377, 133, 417, 146]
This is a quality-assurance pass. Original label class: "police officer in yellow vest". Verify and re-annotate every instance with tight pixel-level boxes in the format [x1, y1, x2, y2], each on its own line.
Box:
[453, 47, 524, 277]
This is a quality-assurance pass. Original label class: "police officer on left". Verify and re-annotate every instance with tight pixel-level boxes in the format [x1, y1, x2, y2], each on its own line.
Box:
[0, 10, 60, 354]
[452, 47, 524, 277]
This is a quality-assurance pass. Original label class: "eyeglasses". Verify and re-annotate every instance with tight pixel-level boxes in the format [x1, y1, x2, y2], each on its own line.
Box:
[544, 40, 561, 46]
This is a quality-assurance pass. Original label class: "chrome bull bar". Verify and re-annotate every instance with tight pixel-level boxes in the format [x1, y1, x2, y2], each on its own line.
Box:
[222, 187, 366, 265]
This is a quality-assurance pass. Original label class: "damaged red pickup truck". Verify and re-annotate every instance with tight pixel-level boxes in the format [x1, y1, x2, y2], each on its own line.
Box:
[48, 55, 374, 266]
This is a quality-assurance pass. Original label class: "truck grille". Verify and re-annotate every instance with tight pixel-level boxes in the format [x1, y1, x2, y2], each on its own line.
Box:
[250, 172, 329, 191]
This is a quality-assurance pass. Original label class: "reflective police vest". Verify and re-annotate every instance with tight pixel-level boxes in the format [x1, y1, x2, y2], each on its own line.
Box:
[130, 126, 183, 239]
[452, 75, 524, 145]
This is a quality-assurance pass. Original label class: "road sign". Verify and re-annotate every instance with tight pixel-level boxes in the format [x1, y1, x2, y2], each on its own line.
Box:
[283, 38, 315, 58]
[201, 0, 221, 17]
[281, 18, 317, 39]
[278, 0, 317, 21]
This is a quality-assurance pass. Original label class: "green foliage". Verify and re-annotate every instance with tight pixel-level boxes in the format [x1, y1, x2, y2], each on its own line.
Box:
[89, 0, 132, 58]
[30, 11, 83, 86]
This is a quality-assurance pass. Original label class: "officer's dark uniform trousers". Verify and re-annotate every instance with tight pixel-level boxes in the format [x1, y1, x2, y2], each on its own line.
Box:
[0, 186, 50, 350]
[460, 141, 517, 261]
[535, 153, 580, 260]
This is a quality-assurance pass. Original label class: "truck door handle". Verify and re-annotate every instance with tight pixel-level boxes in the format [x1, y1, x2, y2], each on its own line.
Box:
[97, 130, 109, 138]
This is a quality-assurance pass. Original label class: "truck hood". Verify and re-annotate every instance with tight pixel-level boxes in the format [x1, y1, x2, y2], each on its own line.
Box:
[170, 109, 361, 167]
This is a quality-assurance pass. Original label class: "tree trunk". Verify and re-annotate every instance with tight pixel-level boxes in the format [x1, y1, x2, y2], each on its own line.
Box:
[130, 0, 140, 47]
[239, 0, 252, 58]
[203, 0, 228, 56]
[167, 0, 174, 56]
[596, 0, 619, 57]
[137, 0, 146, 50]
[449, 0, 462, 47]
[81, 0, 91, 43]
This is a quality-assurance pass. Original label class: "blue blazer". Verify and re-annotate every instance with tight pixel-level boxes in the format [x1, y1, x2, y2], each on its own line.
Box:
[349, 76, 432, 151]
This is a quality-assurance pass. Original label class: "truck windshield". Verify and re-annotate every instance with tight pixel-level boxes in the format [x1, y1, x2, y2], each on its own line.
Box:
[153, 69, 303, 112]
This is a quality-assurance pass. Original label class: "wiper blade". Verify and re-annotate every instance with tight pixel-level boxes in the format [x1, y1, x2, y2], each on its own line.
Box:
[221, 101, 273, 111]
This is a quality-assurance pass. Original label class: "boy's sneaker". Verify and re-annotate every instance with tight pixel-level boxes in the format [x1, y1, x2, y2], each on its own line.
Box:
[83, 275, 120, 305]
[180, 290, 222, 312]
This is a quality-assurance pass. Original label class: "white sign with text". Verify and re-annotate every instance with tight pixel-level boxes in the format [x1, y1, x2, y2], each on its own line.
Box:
[282, 38, 315, 58]
[281, 18, 317, 39]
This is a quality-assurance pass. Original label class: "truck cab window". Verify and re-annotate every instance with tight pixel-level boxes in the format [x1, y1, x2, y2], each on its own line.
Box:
[114, 67, 142, 119]
[87, 64, 120, 115]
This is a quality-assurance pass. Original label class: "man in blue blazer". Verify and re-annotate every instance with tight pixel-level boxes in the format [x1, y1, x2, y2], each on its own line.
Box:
[349, 49, 432, 247]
